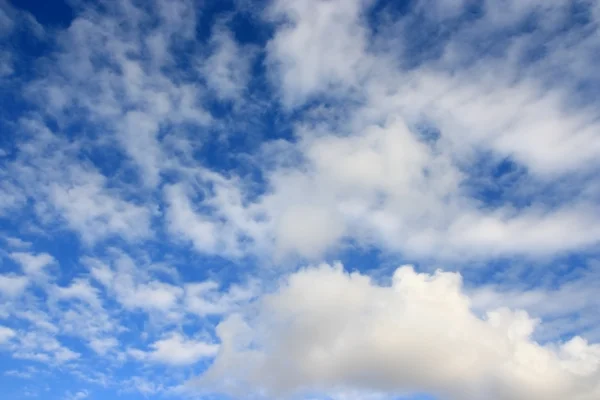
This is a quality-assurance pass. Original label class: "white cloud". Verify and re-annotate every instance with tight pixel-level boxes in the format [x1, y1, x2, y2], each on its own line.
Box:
[0, 274, 29, 297]
[0, 325, 15, 344]
[266, 0, 370, 106]
[15, 310, 58, 334]
[4, 366, 38, 379]
[64, 389, 89, 400]
[122, 376, 164, 395]
[274, 204, 345, 259]
[9, 252, 55, 278]
[130, 332, 218, 366]
[4, 237, 32, 249]
[8, 0, 597, 264]
[52, 278, 102, 308]
[47, 169, 152, 243]
[0, 179, 26, 215]
[185, 279, 259, 317]
[1, 0, 598, 265]
[197, 263, 600, 400]
[11, 331, 80, 364]
[86, 253, 183, 315]
[4, 118, 153, 244]
[118, 110, 163, 187]
[88, 337, 119, 355]
[194, 0, 598, 262]
[1, 258, 121, 360]
[469, 262, 600, 342]
[164, 183, 219, 254]
[1, 0, 600, 397]
[203, 24, 255, 102]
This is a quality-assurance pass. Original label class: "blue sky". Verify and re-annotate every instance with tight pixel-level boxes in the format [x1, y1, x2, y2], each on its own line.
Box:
[1, 0, 600, 399]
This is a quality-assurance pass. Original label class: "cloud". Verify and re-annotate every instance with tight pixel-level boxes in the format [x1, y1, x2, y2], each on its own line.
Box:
[164, 183, 220, 254]
[88, 337, 119, 356]
[9, 252, 55, 278]
[4, 118, 153, 244]
[86, 253, 183, 314]
[0, 274, 29, 297]
[469, 261, 600, 342]
[0, 0, 45, 80]
[202, 23, 256, 102]
[129, 332, 218, 366]
[52, 278, 102, 308]
[4, 237, 32, 249]
[197, 263, 600, 400]
[1, 254, 121, 361]
[4, 366, 38, 379]
[1, 0, 600, 398]
[10, 330, 80, 364]
[47, 168, 153, 243]
[185, 279, 259, 317]
[266, 0, 370, 106]
[64, 389, 89, 400]
[4, 0, 598, 263]
[0, 325, 15, 344]
[220, 0, 600, 261]
[122, 376, 164, 395]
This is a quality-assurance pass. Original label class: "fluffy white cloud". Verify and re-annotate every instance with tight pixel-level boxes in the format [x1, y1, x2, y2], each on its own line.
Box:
[129, 332, 218, 366]
[266, 0, 370, 106]
[197, 263, 600, 400]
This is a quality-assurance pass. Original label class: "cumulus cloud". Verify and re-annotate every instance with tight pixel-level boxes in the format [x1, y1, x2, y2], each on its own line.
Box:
[197, 263, 600, 400]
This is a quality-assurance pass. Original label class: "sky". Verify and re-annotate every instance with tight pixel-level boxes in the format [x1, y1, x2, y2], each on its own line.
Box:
[0, 0, 600, 399]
